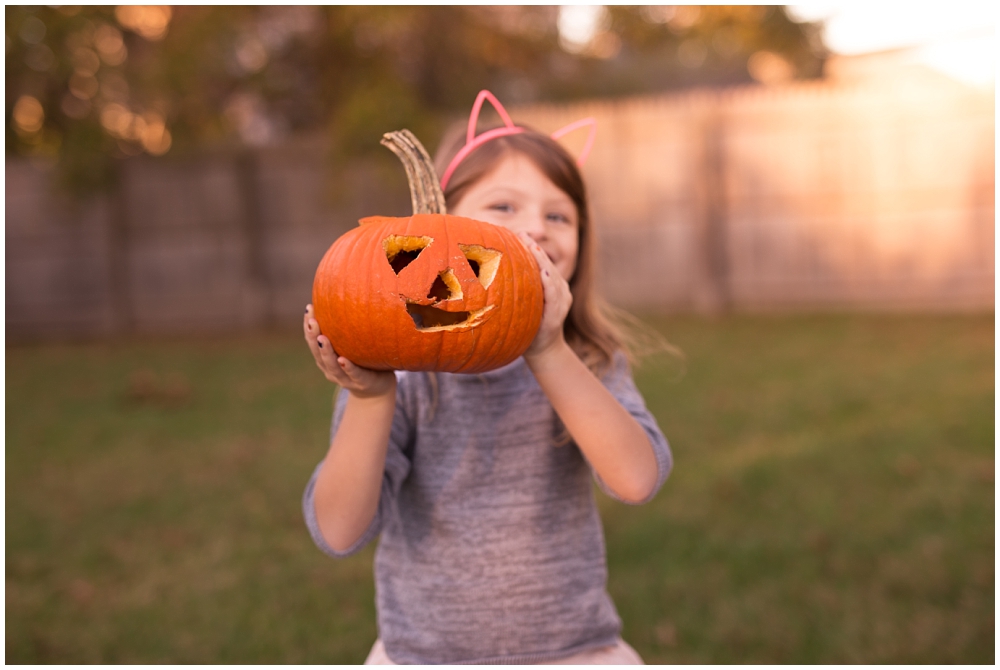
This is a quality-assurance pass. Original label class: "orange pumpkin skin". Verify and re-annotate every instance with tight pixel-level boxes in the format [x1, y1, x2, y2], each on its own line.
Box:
[312, 213, 544, 374]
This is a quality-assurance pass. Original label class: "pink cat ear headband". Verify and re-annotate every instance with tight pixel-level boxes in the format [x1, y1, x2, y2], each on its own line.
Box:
[439, 89, 597, 190]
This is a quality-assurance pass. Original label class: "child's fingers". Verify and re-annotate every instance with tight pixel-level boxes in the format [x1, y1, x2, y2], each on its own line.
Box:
[315, 333, 338, 368]
[303, 304, 320, 341]
[541, 277, 572, 327]
[302, 308, 348, 385]
[303, 309, 326, 361]
[516, 232, 558, 277]
[516, 231, 539, 256]
[541, 268, 561, 303]
[337, 355, 360, 374]
[518, 238, 572, 331]
[514, 234, 566, 300]
[315, 335, 352, 384]
[336, 356, 370, 386]
[338, 355, 384, 386]
[337, 357, 397, 397]
[305, 306, 390, 392]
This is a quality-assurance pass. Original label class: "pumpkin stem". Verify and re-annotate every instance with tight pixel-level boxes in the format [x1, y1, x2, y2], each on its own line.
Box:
[381, 130, 447, 216]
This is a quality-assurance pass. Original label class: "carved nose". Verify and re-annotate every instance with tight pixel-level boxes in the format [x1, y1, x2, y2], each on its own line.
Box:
[426, 269, 462, 303]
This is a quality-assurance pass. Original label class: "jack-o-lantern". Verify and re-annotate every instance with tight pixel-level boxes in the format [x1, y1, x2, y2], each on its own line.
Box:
[312, 130, 543, 373]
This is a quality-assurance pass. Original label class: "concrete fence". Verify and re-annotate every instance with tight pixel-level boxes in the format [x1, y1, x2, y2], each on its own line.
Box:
[5, 54, 994, 340]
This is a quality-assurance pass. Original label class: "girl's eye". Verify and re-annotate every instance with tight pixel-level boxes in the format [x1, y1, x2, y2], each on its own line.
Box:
[488, 203, 513, 213]
[547, 212, 572, 224]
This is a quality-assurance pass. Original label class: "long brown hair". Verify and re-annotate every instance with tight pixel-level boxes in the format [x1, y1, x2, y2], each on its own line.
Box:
[434, 123, 632, 376]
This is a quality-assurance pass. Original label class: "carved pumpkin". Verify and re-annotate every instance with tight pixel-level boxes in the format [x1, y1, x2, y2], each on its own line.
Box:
[312, 130, 543, 373]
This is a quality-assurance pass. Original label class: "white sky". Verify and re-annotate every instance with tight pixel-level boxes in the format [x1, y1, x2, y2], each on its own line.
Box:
[786, 1, 995, 54]
[787, 1, 995, 86]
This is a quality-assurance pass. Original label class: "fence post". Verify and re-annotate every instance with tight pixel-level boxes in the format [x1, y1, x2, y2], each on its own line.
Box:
[107, 161, 134, 334]
[235, 149, 273, 328]
[693, 99, 731, 314]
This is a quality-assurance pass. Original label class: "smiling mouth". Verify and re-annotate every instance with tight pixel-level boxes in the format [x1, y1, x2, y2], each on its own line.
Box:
[405, 303, 494, 332]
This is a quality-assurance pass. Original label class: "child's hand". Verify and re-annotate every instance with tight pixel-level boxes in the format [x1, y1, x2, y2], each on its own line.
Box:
[517, 232, 573, 361]
[304, 304, 397, 398]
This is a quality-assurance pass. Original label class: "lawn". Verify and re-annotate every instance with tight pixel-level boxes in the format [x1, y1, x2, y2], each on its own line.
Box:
[5, 314, 994, 663]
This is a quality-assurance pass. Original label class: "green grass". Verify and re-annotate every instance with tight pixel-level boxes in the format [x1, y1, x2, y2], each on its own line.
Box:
[6, 315, 994, 663]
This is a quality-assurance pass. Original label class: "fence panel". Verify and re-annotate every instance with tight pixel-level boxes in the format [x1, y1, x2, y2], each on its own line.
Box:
[513, 66, 994, 312]
[5, 162, 117, 337]
[5, 59, 994, 339]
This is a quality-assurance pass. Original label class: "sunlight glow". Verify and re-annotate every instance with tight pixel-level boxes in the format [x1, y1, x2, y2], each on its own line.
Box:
[916, 33, 995, 87]
[558, 5, 606, 53]
[788, 2, 995, 87]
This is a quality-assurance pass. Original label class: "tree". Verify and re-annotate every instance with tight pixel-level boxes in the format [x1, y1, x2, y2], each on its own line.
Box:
[5, 5, 824, 195]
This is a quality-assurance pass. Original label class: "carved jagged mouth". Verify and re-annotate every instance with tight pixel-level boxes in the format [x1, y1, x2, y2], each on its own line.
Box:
[405, 303, 494, 332]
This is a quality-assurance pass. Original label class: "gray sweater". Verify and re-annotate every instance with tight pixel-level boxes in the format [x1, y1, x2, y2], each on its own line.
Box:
[303, 353, 672, 664]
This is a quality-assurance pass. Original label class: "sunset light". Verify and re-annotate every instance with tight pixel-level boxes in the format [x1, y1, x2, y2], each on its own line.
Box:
[788, 1, 995, 87]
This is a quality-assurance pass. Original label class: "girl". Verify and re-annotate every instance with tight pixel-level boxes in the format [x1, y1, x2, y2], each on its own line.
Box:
[302, 91, 672, 665]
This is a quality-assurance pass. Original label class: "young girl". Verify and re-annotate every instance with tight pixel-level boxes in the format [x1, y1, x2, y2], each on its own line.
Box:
[302, 91, 672, 665]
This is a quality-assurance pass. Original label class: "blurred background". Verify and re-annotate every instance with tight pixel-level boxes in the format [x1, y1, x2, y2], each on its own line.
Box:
[6, 4, 995, 664]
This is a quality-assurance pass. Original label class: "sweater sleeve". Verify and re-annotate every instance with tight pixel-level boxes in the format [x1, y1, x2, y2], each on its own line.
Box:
[301, 373, 416, 558]
[593, 351, 673, 505]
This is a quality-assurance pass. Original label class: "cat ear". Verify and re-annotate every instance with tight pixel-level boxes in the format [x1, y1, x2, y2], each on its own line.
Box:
[550, 117, 598, 167]
[466, 90, 517, 143]
[441, 90, 525, 190]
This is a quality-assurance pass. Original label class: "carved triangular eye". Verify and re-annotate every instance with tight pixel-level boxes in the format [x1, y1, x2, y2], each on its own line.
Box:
[459, 244, 502, 289]
[383, 235, 432, 274]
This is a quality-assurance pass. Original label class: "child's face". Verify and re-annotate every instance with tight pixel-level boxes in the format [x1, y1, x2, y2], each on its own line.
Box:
[451, 153, 579, 281]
